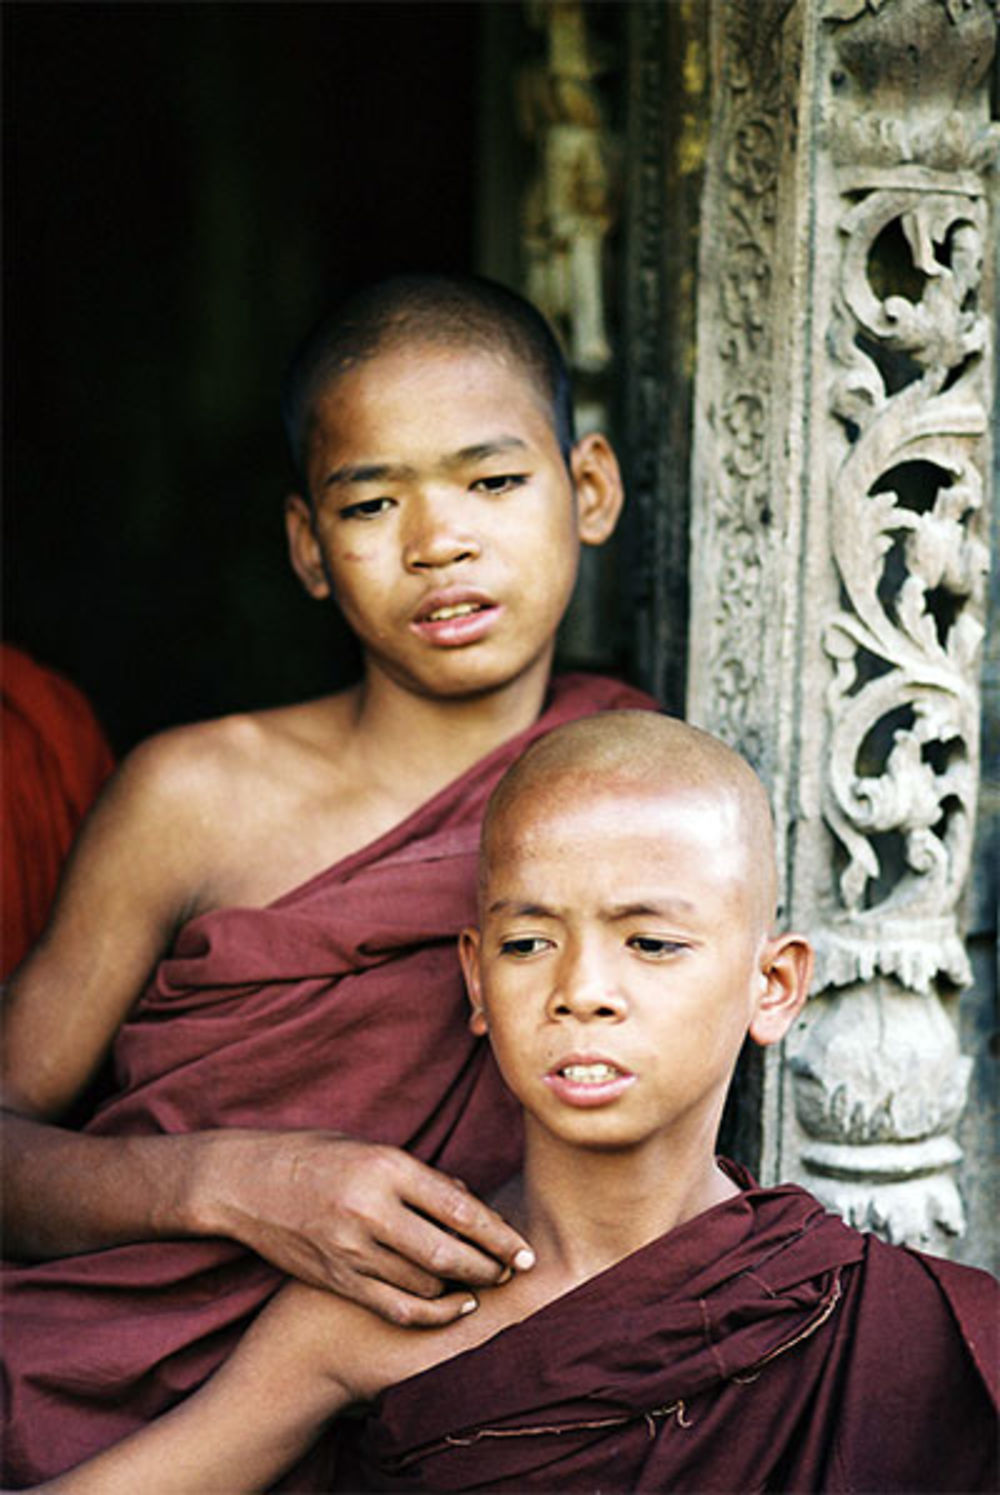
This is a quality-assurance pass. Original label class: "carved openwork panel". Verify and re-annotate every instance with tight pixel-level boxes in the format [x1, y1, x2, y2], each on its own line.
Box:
[819, 183, 991, 994]
[690, 0, 996, 1251]
[787, 0, 997, 1249]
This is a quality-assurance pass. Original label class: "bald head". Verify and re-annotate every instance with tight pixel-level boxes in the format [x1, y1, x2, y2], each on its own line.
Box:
[482, 712, 778, 928]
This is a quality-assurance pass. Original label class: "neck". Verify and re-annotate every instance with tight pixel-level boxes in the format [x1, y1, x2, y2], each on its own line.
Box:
[516, 1125, 738, 1283]
[349, 655, 555, 789]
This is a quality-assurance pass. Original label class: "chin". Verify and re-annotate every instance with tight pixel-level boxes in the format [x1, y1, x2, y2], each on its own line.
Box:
[408, 655, 550, 702]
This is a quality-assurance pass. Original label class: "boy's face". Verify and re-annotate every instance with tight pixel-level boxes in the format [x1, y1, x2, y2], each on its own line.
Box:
[460, 778, 806, 1162]
[285, 342, 620, 703]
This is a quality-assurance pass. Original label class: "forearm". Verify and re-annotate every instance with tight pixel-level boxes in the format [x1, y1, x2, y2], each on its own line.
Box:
[1, 1113, 243, 1259]
[36, 1377, 341, 1495]
[36, 1286, 354, 1495]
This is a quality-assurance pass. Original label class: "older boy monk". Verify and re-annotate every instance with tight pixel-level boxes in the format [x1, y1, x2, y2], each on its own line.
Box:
[0, 275, 656, 1484]
[31, 713, 998, 1495]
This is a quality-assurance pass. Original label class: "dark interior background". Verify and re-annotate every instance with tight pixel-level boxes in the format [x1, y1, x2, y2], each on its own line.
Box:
[5, 2, 496, 754]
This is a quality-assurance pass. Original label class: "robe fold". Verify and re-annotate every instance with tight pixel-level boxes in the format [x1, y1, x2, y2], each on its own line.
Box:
[358, 1171, 998, 1494]
[1, 645, 115, 977]
[1, 673, 656, 1486]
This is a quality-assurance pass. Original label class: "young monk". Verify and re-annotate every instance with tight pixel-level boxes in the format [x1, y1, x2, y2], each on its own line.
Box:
[27, 712, 998, 1495]
[0, 275, 657, 1486]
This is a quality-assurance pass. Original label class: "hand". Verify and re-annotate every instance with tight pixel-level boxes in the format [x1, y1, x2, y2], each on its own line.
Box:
[202, 1131, 534, 1326]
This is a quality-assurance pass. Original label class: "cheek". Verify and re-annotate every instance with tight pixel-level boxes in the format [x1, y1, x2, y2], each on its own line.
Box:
[480, 996, 532, 1057]
[331, 537, 381, 566]
[328, 546, 393, 601]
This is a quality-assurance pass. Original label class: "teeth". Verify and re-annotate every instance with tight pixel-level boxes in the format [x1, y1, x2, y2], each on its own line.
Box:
[561, 1063, 619, 1084]
[426, 603, 482, 622]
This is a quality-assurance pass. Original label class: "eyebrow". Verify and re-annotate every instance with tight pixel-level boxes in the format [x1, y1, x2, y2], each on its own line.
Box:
[320, 436, 531, 493]
[446, 437, 530, 466]
[321, 460, 416, 492]
[486, 899, 559, 919]
[485, 897, 697, 921]
[605, 900, 696, 920]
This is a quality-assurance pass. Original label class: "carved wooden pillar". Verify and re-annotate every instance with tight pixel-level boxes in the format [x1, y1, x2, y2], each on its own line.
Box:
[688, 0, 997, 1252]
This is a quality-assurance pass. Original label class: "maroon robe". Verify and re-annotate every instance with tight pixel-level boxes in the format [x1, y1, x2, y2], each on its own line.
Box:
[1, 673, 657, 1486]
[357, 1171, 998, 1493]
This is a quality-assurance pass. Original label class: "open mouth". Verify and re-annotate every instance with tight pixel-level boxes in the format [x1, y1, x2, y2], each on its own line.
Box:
[545, 1059, 635, 1107]
[411, 593, 501, 646]
[559, 1062, 623, 1084]
[423, 602, 487, 623]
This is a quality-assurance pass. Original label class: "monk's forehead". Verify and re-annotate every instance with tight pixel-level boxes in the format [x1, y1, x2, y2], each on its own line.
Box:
[481, 713, 778, 919]
[486, 771, 748, 858]
[490, 714, 768, 820]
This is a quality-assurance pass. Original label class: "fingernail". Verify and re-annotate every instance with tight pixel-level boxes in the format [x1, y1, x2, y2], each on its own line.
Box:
[461, 1297, 478, 1315]
[496, 1265, 513, 1285]
[513, 1248, 536, 1272]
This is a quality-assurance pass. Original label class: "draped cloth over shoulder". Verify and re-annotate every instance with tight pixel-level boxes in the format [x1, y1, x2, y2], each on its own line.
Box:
[358, 1170, 998, 1493]
[1, 673, 656, 1486]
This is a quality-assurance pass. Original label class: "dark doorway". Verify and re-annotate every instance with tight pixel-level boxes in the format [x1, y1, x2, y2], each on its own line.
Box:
[5, 2, 482, 752]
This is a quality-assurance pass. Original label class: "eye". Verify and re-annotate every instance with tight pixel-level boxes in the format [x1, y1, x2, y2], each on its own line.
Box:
[339, 497, 395, 520]
[470, 474, 528, 495]
[498, 936, 553, 958]
[627, 936, 688, 959]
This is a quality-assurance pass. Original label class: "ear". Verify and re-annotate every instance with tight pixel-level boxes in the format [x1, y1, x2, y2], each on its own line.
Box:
[459, 927, 488, 1036]
[285, 493, 332, 600]
[748, 933, 813, 1048]
[569, 433, 624, 547]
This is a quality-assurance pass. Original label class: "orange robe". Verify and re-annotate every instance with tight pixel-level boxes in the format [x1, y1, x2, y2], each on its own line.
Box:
[1, 645, 115, 976]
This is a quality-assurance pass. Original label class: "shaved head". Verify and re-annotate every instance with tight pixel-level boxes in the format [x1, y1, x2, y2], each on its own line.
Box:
[282, 273, 575, 495]
[482, 712, 778, 928]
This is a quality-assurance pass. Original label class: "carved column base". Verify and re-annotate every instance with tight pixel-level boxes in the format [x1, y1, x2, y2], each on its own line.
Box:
[790, 981, 970, 1250]
[802, 1168, 965, 1251]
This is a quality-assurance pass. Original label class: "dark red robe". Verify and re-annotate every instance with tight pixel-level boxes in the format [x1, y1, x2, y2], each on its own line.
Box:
[357, 1171, 998, 1493]
[1, 673, 657, 1486]
[1, 645, 115, 977]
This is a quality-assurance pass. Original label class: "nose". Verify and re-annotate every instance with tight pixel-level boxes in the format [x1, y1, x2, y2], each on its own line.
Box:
[547, 939, 627, 1023]
[402, 491, 480, 572]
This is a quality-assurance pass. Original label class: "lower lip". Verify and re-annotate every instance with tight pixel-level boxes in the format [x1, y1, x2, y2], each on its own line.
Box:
[544, 1071, 637, 1108]
[410, 605, 502, 648]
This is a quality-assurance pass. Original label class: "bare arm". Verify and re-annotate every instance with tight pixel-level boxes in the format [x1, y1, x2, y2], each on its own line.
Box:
[2, 735, 209, 1254]
[33, 1282, 411, 1495]
[2, 730, 532, 1324]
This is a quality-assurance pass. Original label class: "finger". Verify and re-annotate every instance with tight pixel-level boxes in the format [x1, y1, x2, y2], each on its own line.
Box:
[355, 1277, 480, 1329]
[387, 1206, 533, 1289]
[393, 1213, 512, 1287]
[401, 1164, 535, 1272]
[342, 1240, 445, 1301]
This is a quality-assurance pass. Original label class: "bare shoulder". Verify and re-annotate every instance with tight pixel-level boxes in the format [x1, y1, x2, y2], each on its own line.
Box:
[117, 691, 358, 822]
[253, 1283, 496, 1407]
[111, 691, 371, 910]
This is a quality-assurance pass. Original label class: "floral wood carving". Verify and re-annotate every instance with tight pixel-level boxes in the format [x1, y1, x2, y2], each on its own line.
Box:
[786, 0, 996, 1248]
[818, 153, 993, 996]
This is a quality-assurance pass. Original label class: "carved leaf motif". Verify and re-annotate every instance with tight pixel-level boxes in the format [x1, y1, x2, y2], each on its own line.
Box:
[895, 575, 947, 657]
[839, 487, 901, 608]
[821, 171, 989, 953]
[698, 8, 787, 765]
[838, 190, 986, 377]
[726, 118, 779, 195]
